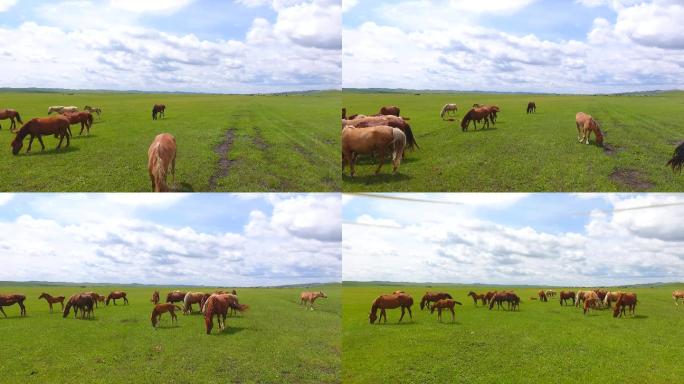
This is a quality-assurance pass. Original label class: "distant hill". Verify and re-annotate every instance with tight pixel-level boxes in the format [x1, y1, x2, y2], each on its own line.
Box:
[342, 281, 682, 288]
[0, 280, 341, 289]
[342, 88, 683, 96]
[0, 87, 339, 96]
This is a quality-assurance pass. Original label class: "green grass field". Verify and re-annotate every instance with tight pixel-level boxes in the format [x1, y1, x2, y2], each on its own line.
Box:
[343, 283, 684, 384]
[0, 91, 338, 192]
[342, 91, 684, 191]
[0, 283, 340, 383]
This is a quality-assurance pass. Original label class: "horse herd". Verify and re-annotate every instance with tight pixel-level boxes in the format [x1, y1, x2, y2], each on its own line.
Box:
[0, 289, 328, 335]
[367, 289, 684, 324]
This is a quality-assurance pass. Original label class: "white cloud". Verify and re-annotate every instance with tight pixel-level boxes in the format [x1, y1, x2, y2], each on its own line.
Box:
[109, 0, 195, 13]
[342, 0, 358, 12]
[0, 0, 17, 12]
[0, 194, 14, 205]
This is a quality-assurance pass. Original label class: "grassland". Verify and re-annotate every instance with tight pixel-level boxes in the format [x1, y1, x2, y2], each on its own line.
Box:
[342, 91, 684, 191]
[0, 91, 338, 192]
[0, 283, 340, 383]
[343, 283, 684, 384]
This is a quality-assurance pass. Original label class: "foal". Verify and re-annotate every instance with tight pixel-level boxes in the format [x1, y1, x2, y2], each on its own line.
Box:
[38, 293, 65, 313]
[430, 299, 462, 322]
[300, 291, 328, 310]
[151, 303, 182, 327]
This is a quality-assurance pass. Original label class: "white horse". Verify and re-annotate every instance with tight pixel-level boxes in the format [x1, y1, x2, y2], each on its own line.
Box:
[440, 103, 458, 120]
[48, 106, 64, 114]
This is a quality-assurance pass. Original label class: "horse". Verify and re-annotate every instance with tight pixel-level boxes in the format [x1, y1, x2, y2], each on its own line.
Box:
[545, 290, 556, 298]
[594, 289, 608, 307]
[343, 115, 418, 150]
[62, 111, 93, 136]
[582, 291, 601, 315]
[440, 104, 458, 120]
[166, 291, 187, 303]
[369, 292, 413, 324]
[559, 291, 575, 306]
[603, 291, 622, 307]
[673, 290, 684, 306]
[342, 125, 405, 177]
[148, 133, 177, 192]
[576, 112, 603, 147]
[0, 109, 23, 131]
[379, 105, 400, 117]
[538, 290, 548, 302]
[613, 293, 637, 318]
[105, 291, 129, 306]
[461, 107, 492, 131]
[300, 291, 327, 310]
[484, 291, 497, 305]
[183, 292, 210, 314]
[0, 294, 26, 317]
[666, 142, 684, 173]
[575, 290, 591, 307]
[48, 106, 65, 114]
[152, 104, 166, 120]
[38, 293, 65, 313]
[151, 291, 160, 305]
[84, 106, 102, 117]
[420, 292, 453, 310]
[430, 299, 462, 322]
[63, 293, 94, 319]
[11, 117, 70, 155]
[527, 102, 536, 114]
[151, 303, 182, 327]
[204, 293, 248, 334]
[467, 291, 486, 306]
[489, 291, 520, 311]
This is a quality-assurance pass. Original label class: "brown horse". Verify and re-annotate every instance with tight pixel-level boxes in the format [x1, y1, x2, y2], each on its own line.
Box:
[430, 299, 462, 322]
[62, 111, 93, 136]
[63, 293, 94, 319]
[484, 291, 497, 305]
[467, 291, 486, 306]
[151, 291, 160, 305]
[369, 292, 414, 324]
[0, 109, 23, 131]
[148, 133, 177, 192]
[527, 102, 536, 114]
[183, 292, 210, 314]
[152, 104, 166, 120]
[613, 293, 637, 318]
[0, 294, 26, 317]
[343, 115, 418, 150]
[11, 117, 70, 155]
[38, 293, 65, 313]
[673, 290, 684, 306]
[166, 291, 187, 303]
[603, 291, 622, 307]
[667, 142, 684, 173]
[300, 291, 328, 310]
[559, 291, 575, 306]
[342, 125, 406, 177]
[489, 291, 520, 311]
[575, 290, 592, 307]
[538, 290, 548, 302]
[82, 292, 102, 308]
[379, 105, 400, 116]
[420, 292, 453, 310]
[461, 107, 493, 131]
[151, 303, 182, 327]
[582, 291, 600, 315]
[204, 293, 249, 334]
[106, 291, 129, 306]
[576, 112, 603, 147]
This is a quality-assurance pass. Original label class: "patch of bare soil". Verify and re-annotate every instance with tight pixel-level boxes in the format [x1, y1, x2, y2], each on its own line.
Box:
[208, 128, 236, 191]
[603, 143, 624, 156]
[609, 168, 654, 191]
[252, 127, 269, 150]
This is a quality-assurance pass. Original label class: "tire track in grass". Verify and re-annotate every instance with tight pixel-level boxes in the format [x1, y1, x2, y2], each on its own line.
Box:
[207, 127, 236, 191]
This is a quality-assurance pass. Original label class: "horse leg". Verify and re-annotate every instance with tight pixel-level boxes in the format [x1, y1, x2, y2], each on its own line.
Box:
[49, 302, 53, 313]
[20, 302, 26, 316]
[450, 308, 455, 322]
[407, 306, 413, 321]
[437, 308, 442, 322]
[27, 135, 36, 152]
[374, 146, 386, 174]
[398, 307, 405, 323]
[0, 307, 6, 318]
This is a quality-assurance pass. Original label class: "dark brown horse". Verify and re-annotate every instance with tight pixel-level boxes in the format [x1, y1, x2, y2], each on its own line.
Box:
[379, 105, 400, 116]
[527, 102, 536, 114]
[667, 141, 684, 173]
[559, 291, 575, 306]
[11, 117, 70, 155]
[538, 290, 548, 302]
[38, 293, 65, 313]
[0, 294, 26, 317]
[204, 293, 248, 334]
[420, 292, 453, 310]
[62, 111, 93, 136]
[82, 292, 102, 308]
[152, 104, 166, 120]
[166, 291, 187, 303]
[151, 291, 160, 305]
[489, 291, 520, 311]
[63, 293, 94, 319]
[151, 303, 182, 327]
[0, 109, 23, 131]
[430, 299, 462, 322]
[467, 291, 486, 306]
[106, 291, 129, 306]
[369, 292, 414, 324]
[613, 293, 637, 318]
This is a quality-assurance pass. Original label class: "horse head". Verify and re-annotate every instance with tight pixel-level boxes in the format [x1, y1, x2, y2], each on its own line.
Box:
[369, 311, 377, 324]
[318, 291, 327, 298]
[11, 138, 22, 155]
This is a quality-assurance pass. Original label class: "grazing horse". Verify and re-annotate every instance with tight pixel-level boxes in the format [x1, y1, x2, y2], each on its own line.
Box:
[613, 293, 637, 318]
[594, 289, 608, 307]
[461, 107, 492, 131]
[379, 105, 400, 117]
[300, 291, 328, 310]
[63, 293, 94, 319]
[38, 293, 65, 313]
[151, 303, 182, 327]
[342, 125, 406, 177]
[666, 142, 684, 173]
[603, 291, 622, 307]
[484, 291, 497, 305]
[559, 291, 575, 306]
[673, 290, 684, 306]
[106, 291, 129, 306]
[430, 299, 462, 322]
[11, 117, 70, 155]
[148, 133, 177, 192]
[440, 104, 458, 120]
[204, 293, 248, 334]
[152, 104, 166, 120]
[582, 291, 601, 315]
[166, 291, 187, 303]
[489, 291, 520, 311]
[369, 292, 414, 324]
[546, 290, 556, 298]
[343, 115, 418, 150]
[0, 109, 23, 131]
[538, 290, 548, 302]
[420, 292, 453, 310]
[527, 102, 536, 114]
[467, 291, 486, 306]
[62, 111, 93, 136]
[84, 106, 102, 117]
[0, 294, 27, 317]
[183, 292, 210, 314]
[48, 106, 64, 114]
[151, 291, 160, 305]
[576, 112, 603, 147]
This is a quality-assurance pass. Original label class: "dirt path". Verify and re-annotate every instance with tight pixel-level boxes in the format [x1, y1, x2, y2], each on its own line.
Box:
[208, 128, 236, 191]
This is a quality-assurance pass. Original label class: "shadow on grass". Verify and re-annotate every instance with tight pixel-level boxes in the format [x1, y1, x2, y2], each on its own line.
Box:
[626, 315, 648, 320]
[353, 156, 419, 166]
[154, 324, 182, 330]
[172, 182, 195, 192]
[370, 321, 417, 326]
[19, 146, 80, 156]
[213, 326, 246, 336]
[71, 134, 98, 139]
[465, 127, 498, 133]
[342, 172, 412, 185]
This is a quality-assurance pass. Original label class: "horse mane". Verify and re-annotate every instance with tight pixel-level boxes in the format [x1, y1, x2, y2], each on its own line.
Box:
[445, 293, 453, 299]
[204, 295, 216, 334]
[461, 110, 473, 129]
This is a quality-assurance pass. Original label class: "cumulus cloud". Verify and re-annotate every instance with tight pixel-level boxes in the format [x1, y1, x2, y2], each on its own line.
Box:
[109, 0, 196, 13]
[0, 0, 17, 12]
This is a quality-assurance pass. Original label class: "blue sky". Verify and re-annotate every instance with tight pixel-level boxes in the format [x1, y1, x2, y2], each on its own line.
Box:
[0, 193, 341, 286]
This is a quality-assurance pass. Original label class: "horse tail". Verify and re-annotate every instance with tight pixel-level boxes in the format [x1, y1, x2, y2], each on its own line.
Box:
[401, 122, 418, 150]
[151, 144, 168, 191]
[204, 297, 215, 334]
[392, 128, 406, 165]
[15, 111, 22, 124]
[87, 114, 93, 127]
[454, 301, 462, 306]
[183, 293, 191, 312]
[231, 303, 249, 312]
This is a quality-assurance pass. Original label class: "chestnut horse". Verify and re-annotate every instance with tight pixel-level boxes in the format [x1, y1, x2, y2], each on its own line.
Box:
[673, 290, 684, 306]
[461, 107, 493, 131]
[166, 291, 187, 303]
[0, 294, 26, 317]
[613, 293, 637, 318]
[538, 290, 548, 302]
[420, 292, 453, 310]
[204, 293, 249, 334]
[11, 117, 70, 155]
[62, 111, 93, 136]
[106, 291, 129, 306]
[582, 291, 600, 315]
[379, 105, 400, 117]
[151, 291, 160, 305]
[603, 291, 622, 307]
[576, 112, 603, 147]
[484, 291, 497, 305]
[559, 291, 575, 306]
[0, 109, 23, 131]
[440, 104, 458, 120]
[527, 102, 536, 114]
[342, 125, 406, 177]
[489, 291, 520, 311]
[148, 133, 177, 192]
[151, 303, 182, 327]
[430, 299, 462, 322]
[467, 291, 486, 306]
[83, 292, 102, 308]
[38, 293, 65, 313]
[575, 290, 591, 307]
[183, 292, 210, 314]
[667, 142, 684, 173]
[152, 104, 166, 120]
[63, 293, 94, 319]
[300, 291, 328, 310]
[369, 292, 414, 324]
[343, 115, 418, 150]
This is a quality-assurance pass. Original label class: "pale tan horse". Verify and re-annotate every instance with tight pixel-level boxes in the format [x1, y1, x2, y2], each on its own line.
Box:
[603, 291, 623, 307]
[48, 106, 78, 114]
[576, 112, 603, 146]
[300, 291, 327, 310]
[440, 104, 458, 120]
[148, 133, 177, 192]
[673, 290, 684, 306]
[342, 125, 406, 177]
[183, 292, 209, 314]
[582, 291, 601, 315]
